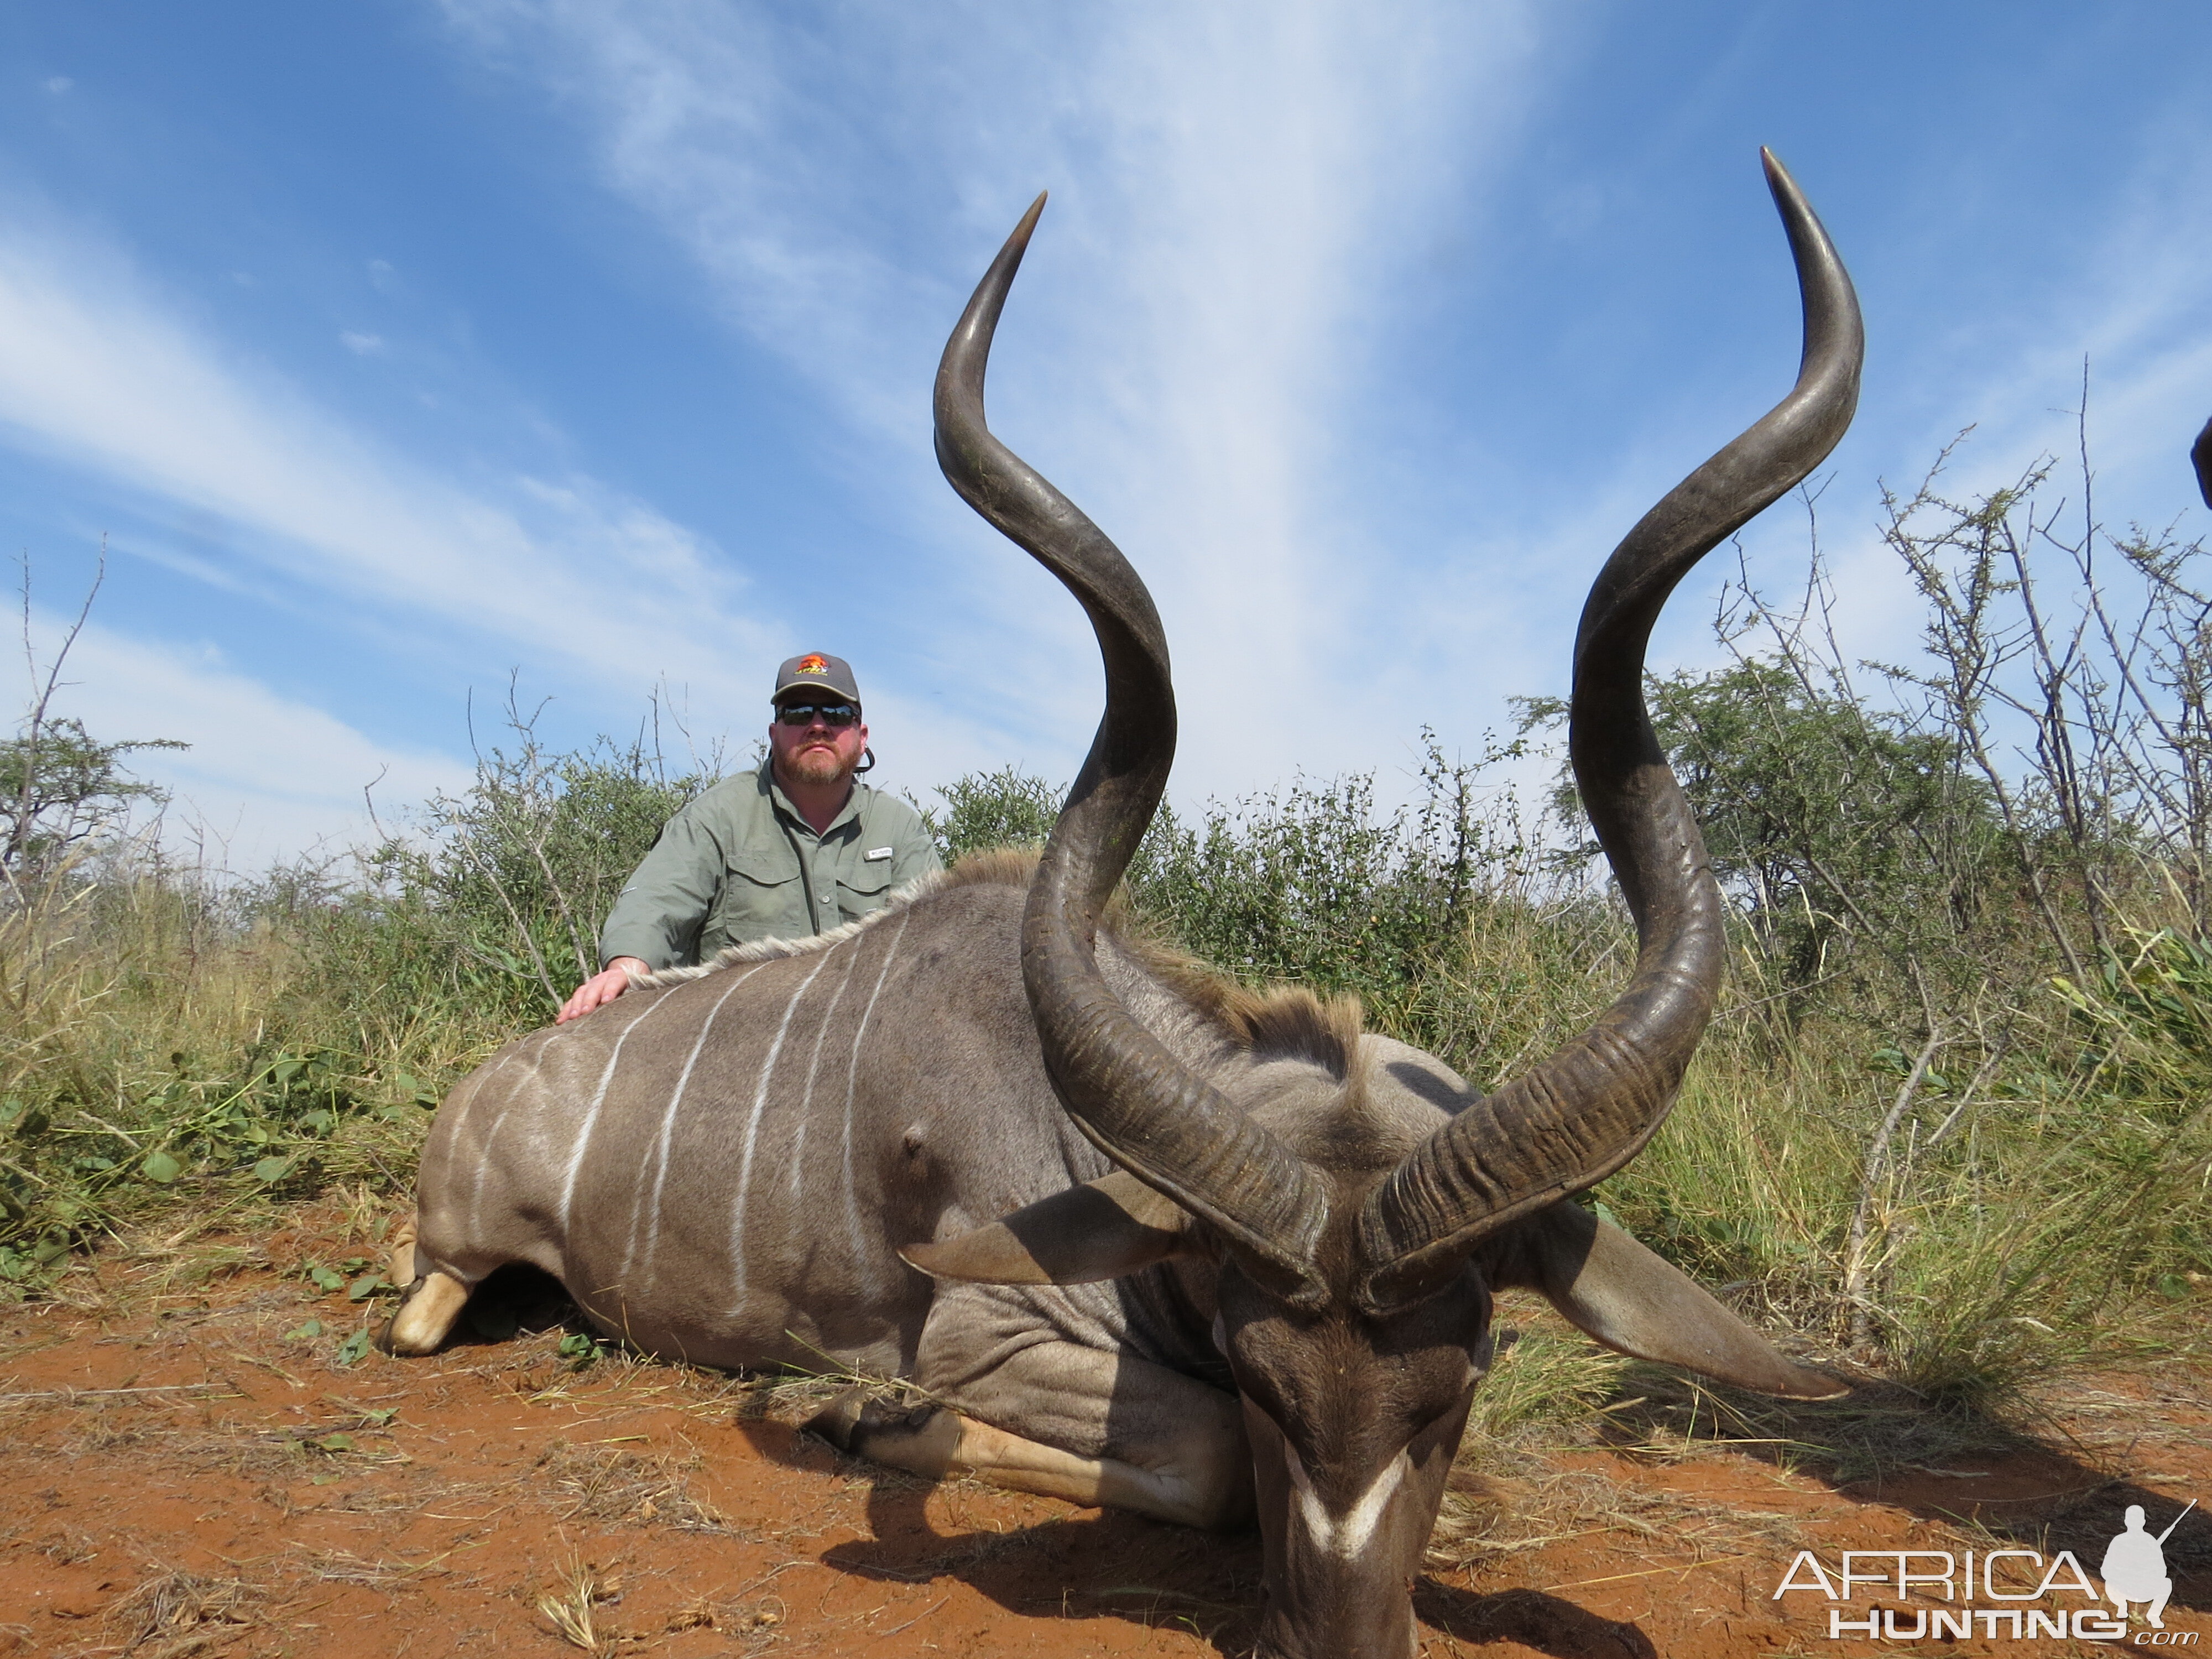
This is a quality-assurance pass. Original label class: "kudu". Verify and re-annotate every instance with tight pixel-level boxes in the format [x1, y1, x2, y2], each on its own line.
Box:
[387, 149, 1861, 1658]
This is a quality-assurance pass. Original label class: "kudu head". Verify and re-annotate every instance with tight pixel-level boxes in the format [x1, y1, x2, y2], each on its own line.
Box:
[916, 153, 1863, 1659]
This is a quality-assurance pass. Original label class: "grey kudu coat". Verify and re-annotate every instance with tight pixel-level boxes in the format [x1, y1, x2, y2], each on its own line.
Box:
[413, 858, 1280, 1394]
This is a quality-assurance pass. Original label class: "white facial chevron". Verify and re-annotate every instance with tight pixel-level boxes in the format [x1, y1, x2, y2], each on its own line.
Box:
[1281, 1438, 1409, 1561]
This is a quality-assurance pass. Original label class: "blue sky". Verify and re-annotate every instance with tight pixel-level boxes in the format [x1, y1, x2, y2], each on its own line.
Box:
[1, 3, 2209, 866]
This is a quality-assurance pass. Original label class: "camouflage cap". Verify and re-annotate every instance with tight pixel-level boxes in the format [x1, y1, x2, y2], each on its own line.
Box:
[773, 651, 861, 708]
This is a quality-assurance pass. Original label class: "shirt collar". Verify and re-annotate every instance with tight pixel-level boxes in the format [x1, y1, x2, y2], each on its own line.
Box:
[760, 757, 865, 838]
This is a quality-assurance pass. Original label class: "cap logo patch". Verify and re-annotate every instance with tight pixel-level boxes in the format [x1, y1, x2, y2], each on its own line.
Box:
[797, 653, 830, 675]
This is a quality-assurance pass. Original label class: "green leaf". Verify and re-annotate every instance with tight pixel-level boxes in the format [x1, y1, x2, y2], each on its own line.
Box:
[308, 1265, 345, 1293]
[347, 1272, 390, 1302]
[253, 1155, 293, 1185]
[333, 1328, 373, 1367]
[557, 1330, 606, 1368]
[285, 1318, 323, 1341]
[140, 1150, 182, 1185]
[309, 1431, 357, 1453]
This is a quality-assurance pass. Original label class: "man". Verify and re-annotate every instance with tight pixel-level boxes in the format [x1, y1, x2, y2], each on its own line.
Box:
[556, 652, 940, 1023]
[2101, 1503, 2177, 1629]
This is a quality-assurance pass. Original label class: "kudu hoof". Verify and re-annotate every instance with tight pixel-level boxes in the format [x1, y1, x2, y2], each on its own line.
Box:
[378, 1269, 470, 1357]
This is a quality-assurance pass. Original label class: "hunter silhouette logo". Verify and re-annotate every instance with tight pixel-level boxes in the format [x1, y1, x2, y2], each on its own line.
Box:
[2105, 1501, 2194, 1630]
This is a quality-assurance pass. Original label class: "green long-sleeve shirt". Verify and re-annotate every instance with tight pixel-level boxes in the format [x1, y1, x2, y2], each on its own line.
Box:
[598, 761, 941, 970]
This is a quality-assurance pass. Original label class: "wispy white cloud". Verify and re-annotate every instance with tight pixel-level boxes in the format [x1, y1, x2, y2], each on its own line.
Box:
[339, 329, 387, 356]
[0, 209, 781, 712]
[436, 0, 1557, 797]
[32, 618, 476, 868]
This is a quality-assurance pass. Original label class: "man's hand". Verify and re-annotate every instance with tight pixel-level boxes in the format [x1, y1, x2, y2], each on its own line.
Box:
[559, 958, 649, 1024]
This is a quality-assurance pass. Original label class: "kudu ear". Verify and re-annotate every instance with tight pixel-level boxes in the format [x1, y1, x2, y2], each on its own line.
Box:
[901, 1171, 1195, 1286]
[1484, 1202, 1845, 1400]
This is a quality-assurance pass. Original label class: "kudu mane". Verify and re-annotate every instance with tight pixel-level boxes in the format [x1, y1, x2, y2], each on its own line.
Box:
[632, 843, 1364, 1079]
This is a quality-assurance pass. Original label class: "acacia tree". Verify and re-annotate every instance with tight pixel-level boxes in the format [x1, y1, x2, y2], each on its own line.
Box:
[0, 716, 180, 874]
[3, 557, 182, 888]
[1520, 651, 2006, 1037]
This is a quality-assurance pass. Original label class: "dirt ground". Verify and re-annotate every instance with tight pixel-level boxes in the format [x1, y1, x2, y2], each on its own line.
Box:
[4, 1206, 2209, 1658]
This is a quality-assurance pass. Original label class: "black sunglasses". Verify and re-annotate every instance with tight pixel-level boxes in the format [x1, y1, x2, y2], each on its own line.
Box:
[775, 701, 860, 728]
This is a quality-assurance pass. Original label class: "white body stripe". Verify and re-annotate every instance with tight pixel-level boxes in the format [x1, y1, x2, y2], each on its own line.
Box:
[1281, 1439, 1408, 1561]
[455, 1044, 535, 1239]
[789, 936, 864, 1204]
[622, 962, 771, 1285]
[467, 1103, 511, 1242]
[725, 950, 836, 1305]
[555, 991, 678, 1233]
[840, 911, 912, 1287]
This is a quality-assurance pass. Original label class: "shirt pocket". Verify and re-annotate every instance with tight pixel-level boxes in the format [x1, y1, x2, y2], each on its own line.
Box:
[715, 847, 806, 946]
[833, 858, 896, 925]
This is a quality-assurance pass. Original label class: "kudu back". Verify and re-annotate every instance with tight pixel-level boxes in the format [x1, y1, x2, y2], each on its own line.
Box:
[390, 150, 1862, 1659]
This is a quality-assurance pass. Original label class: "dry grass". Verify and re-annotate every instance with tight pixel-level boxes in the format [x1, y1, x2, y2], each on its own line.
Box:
[106, 1566, 262, 1656]
[1430, 1290, 2059, 1569]
[289, 1543, 455, 1587]
[536, 1558, 619, 1655]
[1429, 1463, 1812, 1573]
[35, 1525, 101, 1565]
[1594, 1364, 2023, 1481]
[538, 1438, 731, 1532]
[1458, 1302, 1632, 1461]
[662, 1588, 790, 1651]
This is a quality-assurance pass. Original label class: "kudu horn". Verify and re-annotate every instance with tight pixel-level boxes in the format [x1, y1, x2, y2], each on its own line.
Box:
[1357, 148, 1864, 1310]
[933, 192, 1331, 1293]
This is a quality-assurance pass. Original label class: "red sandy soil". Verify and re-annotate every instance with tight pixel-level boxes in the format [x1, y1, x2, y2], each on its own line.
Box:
[3, 1208, 2209, 1658]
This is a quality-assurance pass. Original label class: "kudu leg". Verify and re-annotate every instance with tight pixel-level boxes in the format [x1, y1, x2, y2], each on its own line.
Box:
[386, 1213, 419, 1285]
[382, 1272, 471, 1355]
[811, 1334, 1252, 1531]
[377, 1214, 473, 1357]
[812, 1394, 1241, 1528]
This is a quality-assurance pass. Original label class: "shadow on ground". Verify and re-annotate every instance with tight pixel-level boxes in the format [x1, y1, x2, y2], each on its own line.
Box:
[444, 1268, 2204, 1643]
[732, 1415, 1661, 1659]
[1599, 1363, 2212, 1613]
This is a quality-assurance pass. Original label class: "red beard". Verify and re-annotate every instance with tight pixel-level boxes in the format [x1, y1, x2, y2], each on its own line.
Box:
[782, 744, 851, 786]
